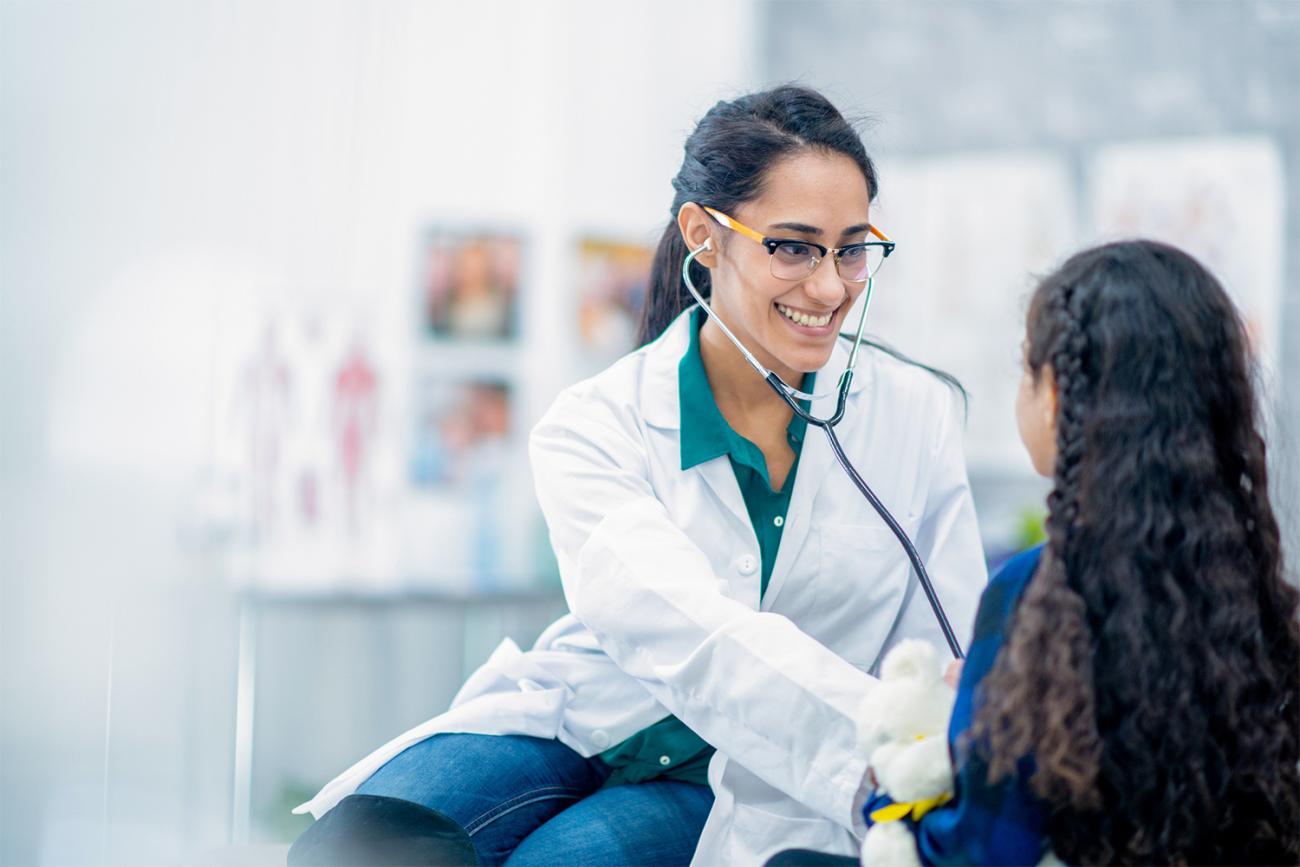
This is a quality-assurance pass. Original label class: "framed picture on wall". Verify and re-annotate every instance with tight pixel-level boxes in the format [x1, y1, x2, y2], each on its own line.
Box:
[409, 378, 512, 489]
[575, 236, 653, 361]
[405, 377, 529, 591]
[419, 230, 523, 341]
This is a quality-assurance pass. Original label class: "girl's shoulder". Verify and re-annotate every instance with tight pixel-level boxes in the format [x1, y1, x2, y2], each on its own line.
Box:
[971, 545, 1044, 643]
[993, 544, 1045, 590]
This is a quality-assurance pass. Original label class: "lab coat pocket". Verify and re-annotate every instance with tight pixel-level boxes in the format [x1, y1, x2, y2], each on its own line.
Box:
[814, 523, 915, 665]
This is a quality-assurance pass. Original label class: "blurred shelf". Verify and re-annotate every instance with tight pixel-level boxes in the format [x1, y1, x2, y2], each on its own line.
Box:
[236, 584, 565, 607]
[413, 342, 521, 380]
[229, 579, 567, 844]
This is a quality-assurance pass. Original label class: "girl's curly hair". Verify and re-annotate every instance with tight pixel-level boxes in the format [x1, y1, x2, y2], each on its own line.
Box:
[971, 240, 1300, 864]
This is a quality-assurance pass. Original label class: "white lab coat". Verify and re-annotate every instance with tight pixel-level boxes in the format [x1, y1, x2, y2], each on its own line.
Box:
[297, 308, 986, 865]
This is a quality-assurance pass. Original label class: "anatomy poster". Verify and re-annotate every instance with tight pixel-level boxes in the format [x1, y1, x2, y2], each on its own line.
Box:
[211, 302, 403, 591]
[1087, 137, 1284, 379]
[866, 153, 1079, 472]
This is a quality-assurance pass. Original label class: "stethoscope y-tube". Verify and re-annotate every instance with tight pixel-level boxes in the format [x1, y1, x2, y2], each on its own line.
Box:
[681, 239, 965, 660]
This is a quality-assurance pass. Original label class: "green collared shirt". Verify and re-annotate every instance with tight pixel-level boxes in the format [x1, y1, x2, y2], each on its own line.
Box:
[600, 308, 814, 787]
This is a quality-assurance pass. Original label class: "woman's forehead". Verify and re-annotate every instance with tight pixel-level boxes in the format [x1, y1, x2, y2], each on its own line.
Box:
[742, 150, 871, 233]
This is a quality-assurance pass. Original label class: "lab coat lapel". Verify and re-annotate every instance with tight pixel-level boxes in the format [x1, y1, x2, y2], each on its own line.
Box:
[760, 395, 835, 610]
[644, 430, 753, 542]
[642, 308, 755, 542]
[692, 456, 758, 545]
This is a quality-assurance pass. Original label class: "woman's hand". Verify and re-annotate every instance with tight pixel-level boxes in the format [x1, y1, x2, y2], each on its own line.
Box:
[943, 660, 964, 689]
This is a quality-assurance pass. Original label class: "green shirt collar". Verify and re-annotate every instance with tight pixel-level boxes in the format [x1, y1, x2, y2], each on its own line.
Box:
[678, 308, 814, 485]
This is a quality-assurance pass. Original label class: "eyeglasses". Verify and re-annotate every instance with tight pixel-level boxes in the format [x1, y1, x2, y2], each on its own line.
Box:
[703, 206, 895, 283]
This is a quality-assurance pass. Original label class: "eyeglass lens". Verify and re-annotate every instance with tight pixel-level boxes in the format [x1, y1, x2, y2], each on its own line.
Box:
[769, 242, 887, 282]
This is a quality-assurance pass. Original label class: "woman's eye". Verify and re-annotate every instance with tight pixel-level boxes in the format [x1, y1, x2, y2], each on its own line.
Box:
[839, 246, 865, 262]
[775, 242, 813, 261]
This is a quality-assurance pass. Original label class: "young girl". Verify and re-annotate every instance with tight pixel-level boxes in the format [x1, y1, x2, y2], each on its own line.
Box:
[289, 86, 985, 866]
[776, 239, 1300, 865]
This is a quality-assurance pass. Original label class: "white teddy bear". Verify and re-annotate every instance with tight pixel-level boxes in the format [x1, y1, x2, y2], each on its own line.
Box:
[856, 639, 957, 867]
[857, 640, 1064, 867]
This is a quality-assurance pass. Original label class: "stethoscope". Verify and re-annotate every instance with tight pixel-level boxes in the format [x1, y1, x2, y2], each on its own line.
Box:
[680, 238, 965, 660]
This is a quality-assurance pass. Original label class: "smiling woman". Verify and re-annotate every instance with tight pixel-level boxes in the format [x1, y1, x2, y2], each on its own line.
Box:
[289, 85, 987, 867]
[687, 154, 878, 355]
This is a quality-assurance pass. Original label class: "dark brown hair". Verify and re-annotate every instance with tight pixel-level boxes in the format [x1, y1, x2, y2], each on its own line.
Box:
[973, 240, 1300, 864]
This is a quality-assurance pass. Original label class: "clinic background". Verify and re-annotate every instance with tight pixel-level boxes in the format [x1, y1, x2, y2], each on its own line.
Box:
[1, 1, 1297, 863]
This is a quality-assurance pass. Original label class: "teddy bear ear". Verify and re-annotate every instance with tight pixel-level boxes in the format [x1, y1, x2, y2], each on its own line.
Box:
[880, 639, 938, 682]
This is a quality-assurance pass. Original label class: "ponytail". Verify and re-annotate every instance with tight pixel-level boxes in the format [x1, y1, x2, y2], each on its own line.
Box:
[638, 221, 710, 347]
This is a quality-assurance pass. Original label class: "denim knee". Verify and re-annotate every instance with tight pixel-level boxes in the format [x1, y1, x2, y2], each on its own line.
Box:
[288, 794, 479, 866]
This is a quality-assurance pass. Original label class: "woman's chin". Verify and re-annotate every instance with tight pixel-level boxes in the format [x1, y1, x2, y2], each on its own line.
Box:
[766, 315, 841, 375]
[772, 347, 834, 381]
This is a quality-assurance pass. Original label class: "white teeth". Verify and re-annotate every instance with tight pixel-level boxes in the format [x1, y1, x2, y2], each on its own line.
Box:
[777, 303, 832, 328]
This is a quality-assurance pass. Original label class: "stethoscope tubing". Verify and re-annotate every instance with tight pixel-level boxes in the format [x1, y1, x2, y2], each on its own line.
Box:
[681, 238, 966, 660]
[766, 373, 965, 660]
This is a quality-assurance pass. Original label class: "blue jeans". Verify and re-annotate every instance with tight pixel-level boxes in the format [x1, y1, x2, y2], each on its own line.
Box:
[340, 733, 713, 866]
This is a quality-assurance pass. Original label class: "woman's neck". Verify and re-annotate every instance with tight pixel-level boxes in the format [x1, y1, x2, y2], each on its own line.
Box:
[698, 317, 803, 419]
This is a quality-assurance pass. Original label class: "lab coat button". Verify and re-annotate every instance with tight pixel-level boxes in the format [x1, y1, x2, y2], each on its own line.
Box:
[736, 555, 757, 576]
[591, 729, 611, 749]
[659, 755, 671, 766]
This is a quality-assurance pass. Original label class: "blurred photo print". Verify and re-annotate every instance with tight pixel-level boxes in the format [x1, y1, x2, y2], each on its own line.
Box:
[420, 230, 522, 341]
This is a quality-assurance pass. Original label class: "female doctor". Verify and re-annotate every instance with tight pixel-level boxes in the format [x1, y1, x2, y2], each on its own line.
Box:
[289, 85, 986, 866]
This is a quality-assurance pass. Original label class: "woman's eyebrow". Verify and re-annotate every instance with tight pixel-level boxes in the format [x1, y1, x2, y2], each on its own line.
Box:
[768, 221, 822, 235]
[766, 221, 873, 238]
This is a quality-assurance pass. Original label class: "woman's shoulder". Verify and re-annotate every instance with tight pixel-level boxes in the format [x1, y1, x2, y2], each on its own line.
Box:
[851, 343, 965, 439]
[533, 315, 692, 439]
[858, 341, 957, 397]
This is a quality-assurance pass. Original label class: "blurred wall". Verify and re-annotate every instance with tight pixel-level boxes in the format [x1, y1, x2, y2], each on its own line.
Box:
[3, 1, 1297, 864]
[0, 0, 755, 862]
[759, 0, 1300, 560]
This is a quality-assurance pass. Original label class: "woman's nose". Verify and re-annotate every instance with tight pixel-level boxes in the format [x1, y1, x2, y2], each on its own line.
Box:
[803, 257, 848, 308]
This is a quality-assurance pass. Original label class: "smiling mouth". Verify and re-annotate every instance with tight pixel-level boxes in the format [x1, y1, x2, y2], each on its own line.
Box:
[775, 301, 837, 329]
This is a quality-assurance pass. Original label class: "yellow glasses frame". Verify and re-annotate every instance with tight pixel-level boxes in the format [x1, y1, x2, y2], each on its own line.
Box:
[702, 206, 894, 283]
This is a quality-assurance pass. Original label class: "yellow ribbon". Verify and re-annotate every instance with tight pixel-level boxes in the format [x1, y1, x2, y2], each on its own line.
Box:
[869, 791, 953, 824]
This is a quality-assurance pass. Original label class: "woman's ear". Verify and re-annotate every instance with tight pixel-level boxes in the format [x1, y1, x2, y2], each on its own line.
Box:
[677, 202, 718, 267]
